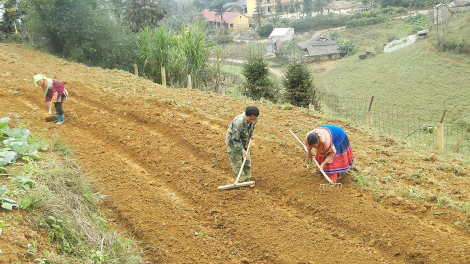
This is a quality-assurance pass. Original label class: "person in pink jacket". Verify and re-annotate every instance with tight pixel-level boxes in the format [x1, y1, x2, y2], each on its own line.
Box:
[34, 74, 68, 125]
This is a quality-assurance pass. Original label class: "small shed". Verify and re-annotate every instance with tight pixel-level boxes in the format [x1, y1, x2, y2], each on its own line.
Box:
[417, 29, 429, 38]
[297, 34, 341, 62]
[266, 28, 294, 52]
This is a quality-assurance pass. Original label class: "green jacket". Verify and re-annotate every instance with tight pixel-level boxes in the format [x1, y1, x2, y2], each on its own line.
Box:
[226, 113, 257, 154]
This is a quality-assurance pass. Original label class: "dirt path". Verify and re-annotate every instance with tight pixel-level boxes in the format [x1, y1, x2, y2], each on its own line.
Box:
[1, 44, 470, 263]
[424, 38, 470, 66]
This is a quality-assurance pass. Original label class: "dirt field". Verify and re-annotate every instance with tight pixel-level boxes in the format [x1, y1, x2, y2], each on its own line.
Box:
[1, 44, 470, 263]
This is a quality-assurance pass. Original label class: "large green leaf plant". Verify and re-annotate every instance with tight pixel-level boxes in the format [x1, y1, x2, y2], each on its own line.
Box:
[0, 117, 45, 165]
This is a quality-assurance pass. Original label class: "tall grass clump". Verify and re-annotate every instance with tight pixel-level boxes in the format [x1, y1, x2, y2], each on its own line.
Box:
[138, 26, 178, 84]
[138, 22, 212, 89]
[18, 149, 141, 263]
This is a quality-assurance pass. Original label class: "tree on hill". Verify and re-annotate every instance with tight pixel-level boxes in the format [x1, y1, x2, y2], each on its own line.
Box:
[161, 0, 199, 31]
[302, 0, 313, 17]
[313, 0, 327, 15]
[282, 61, 314, 108]
[24, 0, 137, 70]
[120, 0, 167, 33]
[0, 0, 23, 36]
[209, 0, 229, 29]
[379, 0, 409, 8]
[275, 0, 284, 14]
[253, 0, 265, 27]
[194, 0, 216, 10]
[242, 52, 277, 101]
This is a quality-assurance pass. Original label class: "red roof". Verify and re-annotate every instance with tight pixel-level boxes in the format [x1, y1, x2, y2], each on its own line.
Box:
[201, 9, 244, 23]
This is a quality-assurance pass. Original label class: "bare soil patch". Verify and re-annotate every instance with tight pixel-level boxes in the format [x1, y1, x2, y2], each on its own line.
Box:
[0, 44, 469, 263]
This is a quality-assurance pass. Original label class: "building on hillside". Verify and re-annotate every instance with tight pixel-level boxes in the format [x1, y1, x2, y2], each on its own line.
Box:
[447, 0, 470, 15]
[266, 28, 294, 52]
[224, 0, 247, 15]
[326, 0, 354, 13]
[297, 34, 341, 62]
[199, 9, 250, 31]
[246, 0, 291, 17]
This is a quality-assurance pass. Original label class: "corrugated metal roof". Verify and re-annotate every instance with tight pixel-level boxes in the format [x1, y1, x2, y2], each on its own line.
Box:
[269, 28, 293, 38]
[298, 34, 340, 56]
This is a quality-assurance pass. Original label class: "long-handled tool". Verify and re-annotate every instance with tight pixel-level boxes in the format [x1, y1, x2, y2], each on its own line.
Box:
[45, 103, 57, 122]
[218, 139, 256, 190]
[289, 130, 341, 188]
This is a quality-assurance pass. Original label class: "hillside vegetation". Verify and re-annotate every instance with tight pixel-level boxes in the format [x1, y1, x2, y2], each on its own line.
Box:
[307, 13, 470, 152]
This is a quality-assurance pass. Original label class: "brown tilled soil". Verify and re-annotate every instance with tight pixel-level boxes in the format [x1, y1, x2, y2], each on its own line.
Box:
[1, 44, 469, 263]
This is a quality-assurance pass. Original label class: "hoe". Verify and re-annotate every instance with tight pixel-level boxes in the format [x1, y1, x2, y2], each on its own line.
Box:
[289, 130, 342, 189]
[218, 139, 255, 190]
[45, 103, 57, 123]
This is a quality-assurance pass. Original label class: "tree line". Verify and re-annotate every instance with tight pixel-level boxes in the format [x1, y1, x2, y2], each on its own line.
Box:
[0, 0, 446, 109]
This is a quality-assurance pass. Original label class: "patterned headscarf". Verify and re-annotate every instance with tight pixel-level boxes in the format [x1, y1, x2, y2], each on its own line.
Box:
[33, 74, 48, 87]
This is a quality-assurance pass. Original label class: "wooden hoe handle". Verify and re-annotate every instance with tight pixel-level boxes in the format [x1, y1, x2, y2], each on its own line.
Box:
[289, 130, 334, 184]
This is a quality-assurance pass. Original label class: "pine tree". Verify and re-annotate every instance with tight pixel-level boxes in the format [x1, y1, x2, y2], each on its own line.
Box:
[282, 62, 314, 108]
[242, 55, 276, 101]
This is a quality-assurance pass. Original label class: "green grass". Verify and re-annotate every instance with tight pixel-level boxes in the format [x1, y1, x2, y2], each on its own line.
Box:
[3, 135, 142, 263]
[312, 37, 470, 112]
[306, 15, 470, 152]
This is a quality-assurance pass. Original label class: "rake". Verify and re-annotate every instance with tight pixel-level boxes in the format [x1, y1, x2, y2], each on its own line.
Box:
[289, 130, 342, 188]
[218, 139, 255, 190]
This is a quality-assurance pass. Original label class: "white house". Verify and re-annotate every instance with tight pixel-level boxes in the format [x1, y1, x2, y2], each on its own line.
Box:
[266, 28, 295, 52]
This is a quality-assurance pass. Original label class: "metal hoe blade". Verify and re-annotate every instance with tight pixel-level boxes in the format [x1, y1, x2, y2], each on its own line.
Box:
[320, 183, 342, 189]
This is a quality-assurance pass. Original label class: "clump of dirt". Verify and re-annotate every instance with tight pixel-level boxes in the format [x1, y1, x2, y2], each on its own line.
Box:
[0, 44, 469, 263]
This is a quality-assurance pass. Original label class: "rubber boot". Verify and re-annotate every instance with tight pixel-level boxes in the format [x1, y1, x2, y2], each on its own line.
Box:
[53, 113, 59, 123]
[56, 114, 64, 125]
[240, 170, 252, 182]
[329, 173, 337, 183]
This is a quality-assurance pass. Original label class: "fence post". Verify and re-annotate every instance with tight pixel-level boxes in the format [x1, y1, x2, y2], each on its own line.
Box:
[437, 109, 446, 150]
[366, 96, 374, 127]
[161, 66, 166, 87]
[187, 74, 192, 89]
[134, 64, 138, 76]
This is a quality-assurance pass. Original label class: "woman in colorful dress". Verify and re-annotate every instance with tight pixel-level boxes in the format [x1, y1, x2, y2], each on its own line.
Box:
[34, 74, 68, 125]
[305, 125, 354, 183]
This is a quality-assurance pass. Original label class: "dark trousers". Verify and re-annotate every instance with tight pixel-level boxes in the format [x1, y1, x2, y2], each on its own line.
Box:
[54, 94, 65, 115]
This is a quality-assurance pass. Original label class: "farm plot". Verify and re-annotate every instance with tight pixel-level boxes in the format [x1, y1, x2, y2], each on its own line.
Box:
[0, 44, 469, 263]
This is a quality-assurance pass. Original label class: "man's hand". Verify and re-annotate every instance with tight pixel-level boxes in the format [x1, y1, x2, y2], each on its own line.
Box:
[242, 152, 248, 159]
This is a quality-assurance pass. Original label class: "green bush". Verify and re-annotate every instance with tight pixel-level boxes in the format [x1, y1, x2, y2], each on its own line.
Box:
[256, 23, 274, 37]
[24, 0, 137, 71]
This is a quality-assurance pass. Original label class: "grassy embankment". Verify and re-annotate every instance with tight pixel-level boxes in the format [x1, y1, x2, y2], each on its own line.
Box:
[0, 119, 142, 263]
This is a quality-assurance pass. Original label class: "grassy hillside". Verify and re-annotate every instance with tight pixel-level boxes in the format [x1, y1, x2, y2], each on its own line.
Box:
[314, 14, 470, 109]
[312, 39, 470, 112]
[309, 14, 470, 152]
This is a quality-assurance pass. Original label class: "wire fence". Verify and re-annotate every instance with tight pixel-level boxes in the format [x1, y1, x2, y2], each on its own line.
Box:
[315, 91, 470, 154]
